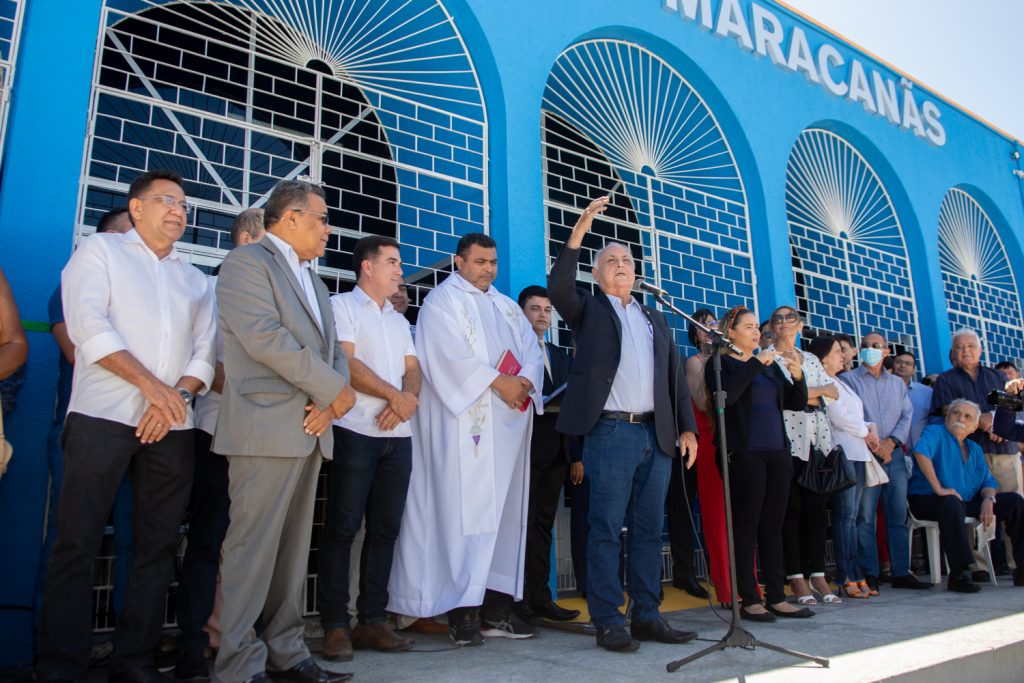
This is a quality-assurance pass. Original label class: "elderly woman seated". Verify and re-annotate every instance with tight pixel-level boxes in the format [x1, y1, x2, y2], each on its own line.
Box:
[907, 399, 1024, 592]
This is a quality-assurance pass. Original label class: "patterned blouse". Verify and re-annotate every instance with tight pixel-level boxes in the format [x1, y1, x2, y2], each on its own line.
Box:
[767, 345, 835, 461]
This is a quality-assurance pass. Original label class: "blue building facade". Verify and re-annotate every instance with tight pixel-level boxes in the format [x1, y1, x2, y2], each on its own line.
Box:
[1, 0, 1022, 665]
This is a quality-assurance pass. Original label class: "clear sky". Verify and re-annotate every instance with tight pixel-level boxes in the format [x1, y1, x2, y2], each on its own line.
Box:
[778, 0, 1024, 141]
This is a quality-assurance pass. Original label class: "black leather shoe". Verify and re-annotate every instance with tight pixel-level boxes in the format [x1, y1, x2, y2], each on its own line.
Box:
[739, 607, 775, 623]
[530, 599, 581, 622]
[890, 574, 932, 590]
[173, 648, 209, 681]
[630, 617, 697, 644]
[971, 570, 990, 583]
[1014, 568, 1024, 587]
[765, 604, 814, 619]
[109, 665, 173, 683]
[595, 624, 640, 652]
[269, 659, 352, 683]
[672, 576, 710, 599]
[948, 572, 981, 594]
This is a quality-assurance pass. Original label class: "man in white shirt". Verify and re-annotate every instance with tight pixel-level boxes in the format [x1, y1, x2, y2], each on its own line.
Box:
[175, 207, 265, 680]
[318, 236, 420, 660]
[37, 170, 216, 683]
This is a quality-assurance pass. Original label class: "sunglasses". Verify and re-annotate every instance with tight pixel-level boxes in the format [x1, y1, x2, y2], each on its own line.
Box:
[771, 312, 799, 324]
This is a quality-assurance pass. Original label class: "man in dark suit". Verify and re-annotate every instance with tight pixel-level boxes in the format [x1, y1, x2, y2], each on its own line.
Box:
[516, 285, 582, 622]
[215, 180, 355, 683]
[548, 195, 699, 653]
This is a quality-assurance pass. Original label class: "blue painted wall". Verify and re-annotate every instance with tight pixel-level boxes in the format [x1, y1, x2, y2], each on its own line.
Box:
[1, 0, 1022, 666]
[0, 0, 104, 666]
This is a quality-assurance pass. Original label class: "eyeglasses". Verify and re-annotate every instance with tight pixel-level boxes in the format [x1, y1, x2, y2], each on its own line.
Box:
[861, 342, 887, 350]
[705, 320, 719, 329]
[289, 208, 330, 226]
[139, 195, 193, 215]
[892, 358, 915, 366]
[771, 312, 799, 324]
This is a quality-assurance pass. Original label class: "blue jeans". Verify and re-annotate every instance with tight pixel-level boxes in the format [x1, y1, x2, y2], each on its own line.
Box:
[583, 418, 671, 627]
[317, 427, 412, 627]
[857, 457, 910, 578]
[831, 461, 867, 583]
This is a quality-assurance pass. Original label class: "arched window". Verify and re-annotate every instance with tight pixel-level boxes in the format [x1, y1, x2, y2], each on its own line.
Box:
[81, 0, 487, 308]
[542, 39, 754, 347]
[938, 187, 1024, 365]
[80, 0, 486, 630]
[786, 128, 921, 354]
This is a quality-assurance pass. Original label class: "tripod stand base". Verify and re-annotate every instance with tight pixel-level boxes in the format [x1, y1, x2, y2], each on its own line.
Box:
[666, 623, 829, 672]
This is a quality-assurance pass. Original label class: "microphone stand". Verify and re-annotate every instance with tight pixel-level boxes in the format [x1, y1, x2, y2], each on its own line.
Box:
[645, 292, 829, 672]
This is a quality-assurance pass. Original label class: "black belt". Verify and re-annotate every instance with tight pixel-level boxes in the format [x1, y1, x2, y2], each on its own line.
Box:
[601, 411, 654, 423]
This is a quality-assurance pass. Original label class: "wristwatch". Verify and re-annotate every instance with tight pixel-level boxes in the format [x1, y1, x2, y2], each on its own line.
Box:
[177, 387, 195, 404]
[985, 494, 997, 504]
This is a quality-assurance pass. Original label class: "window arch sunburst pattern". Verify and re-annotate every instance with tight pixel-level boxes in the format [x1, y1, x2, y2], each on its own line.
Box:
[938, 187, 1024, 364]
[542, 39, 754, 349]
[81, 0, 486, 301]
[786, 128, 920, 354]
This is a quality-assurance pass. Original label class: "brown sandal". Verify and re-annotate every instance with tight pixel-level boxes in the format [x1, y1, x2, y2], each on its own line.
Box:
[843, 581, 869, 599]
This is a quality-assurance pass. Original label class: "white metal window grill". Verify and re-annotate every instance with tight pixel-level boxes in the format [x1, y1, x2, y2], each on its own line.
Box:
[541, 39, 755, 350]
[79, 0, 487, 304]
[81, 0, 486, 630]
[938, 187, 1024, 366]
[0, 0, 25, 165]
[786, 128, 922, 356]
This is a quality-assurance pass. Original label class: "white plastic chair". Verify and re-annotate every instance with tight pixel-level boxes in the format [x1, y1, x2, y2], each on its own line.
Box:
[906, 511, 997, 586]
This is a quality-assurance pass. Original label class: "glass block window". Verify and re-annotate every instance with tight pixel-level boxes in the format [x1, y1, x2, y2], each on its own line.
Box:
[81, 0, 487, 311]
[786, 128, 921, 355]
[542, 39, 755, 348]
[938, 187, 1024, 366]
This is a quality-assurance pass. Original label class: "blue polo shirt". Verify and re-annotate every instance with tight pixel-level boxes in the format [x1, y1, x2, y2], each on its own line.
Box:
[908, 424, 998, 500]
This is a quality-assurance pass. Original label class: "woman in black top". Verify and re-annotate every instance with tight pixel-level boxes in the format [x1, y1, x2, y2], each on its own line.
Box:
[705, 306, 811, 621]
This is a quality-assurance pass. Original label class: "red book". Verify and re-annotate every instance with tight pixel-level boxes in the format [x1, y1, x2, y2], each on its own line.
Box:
[496, 349, 531, 412]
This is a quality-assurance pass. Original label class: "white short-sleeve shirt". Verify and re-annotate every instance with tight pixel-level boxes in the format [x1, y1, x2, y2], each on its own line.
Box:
[330, 286, 416, 438]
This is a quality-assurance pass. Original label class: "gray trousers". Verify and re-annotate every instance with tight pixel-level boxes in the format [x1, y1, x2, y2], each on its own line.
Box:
[215, 449, 322, 683]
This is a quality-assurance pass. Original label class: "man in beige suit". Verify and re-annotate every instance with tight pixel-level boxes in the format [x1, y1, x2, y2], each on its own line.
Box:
[215, 179, 355, 683]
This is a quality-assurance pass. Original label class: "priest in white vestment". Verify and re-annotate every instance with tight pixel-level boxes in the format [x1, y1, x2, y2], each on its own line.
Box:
[387, 233, 545, 646]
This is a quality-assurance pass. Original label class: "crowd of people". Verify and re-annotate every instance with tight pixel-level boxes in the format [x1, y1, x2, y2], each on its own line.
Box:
[2, 182, 1024, 682]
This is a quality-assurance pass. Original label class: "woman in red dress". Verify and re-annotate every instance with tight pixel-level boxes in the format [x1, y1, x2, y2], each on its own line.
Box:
[685, 309, 733, 604]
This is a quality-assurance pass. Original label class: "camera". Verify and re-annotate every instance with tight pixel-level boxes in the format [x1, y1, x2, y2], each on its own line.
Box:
[987, 390, 1024, 411]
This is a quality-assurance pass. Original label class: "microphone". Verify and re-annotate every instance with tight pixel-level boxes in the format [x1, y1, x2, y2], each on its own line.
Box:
[636, 280, 667, 297]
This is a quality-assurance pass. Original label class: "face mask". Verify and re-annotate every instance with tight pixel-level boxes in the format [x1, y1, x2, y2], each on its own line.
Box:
[860, 348, 884, 367]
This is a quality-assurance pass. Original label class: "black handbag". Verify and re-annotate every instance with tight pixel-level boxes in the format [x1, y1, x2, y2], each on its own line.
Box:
[797, 443, 856, 494]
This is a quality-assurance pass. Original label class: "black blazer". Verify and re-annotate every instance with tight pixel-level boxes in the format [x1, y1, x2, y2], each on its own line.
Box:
[547, 246, 697, 456]
[531, 341, 572, 465]
[706, 354, 807, 456]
